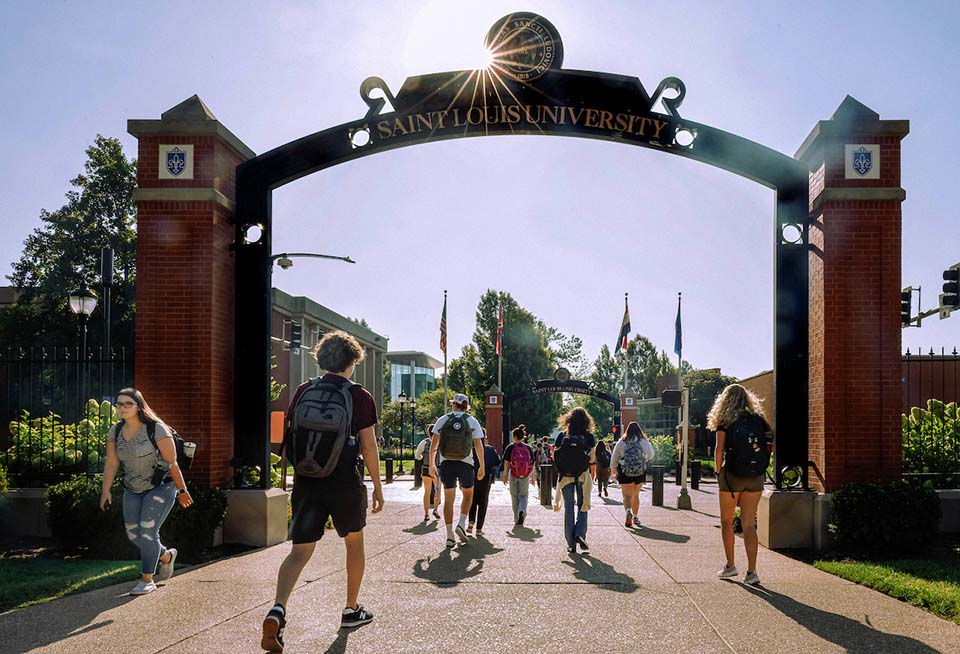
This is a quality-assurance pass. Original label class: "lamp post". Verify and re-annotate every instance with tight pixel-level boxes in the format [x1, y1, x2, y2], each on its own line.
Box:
[397, 390, 407, 474]
[68, 285, 98, 418]
[409, 397, 417, 475]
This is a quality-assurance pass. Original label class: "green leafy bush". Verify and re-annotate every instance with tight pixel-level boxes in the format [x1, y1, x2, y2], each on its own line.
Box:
[829, 480, 941, 555]
[46, 474, 133, 559]
[47, 474, 228, 563]
[6, 400, 117, 484]
[0, 461, 9, 493]
[650, 435, 678, 466]
[902, 400, 959, 487]
[242, 453, 283, 487]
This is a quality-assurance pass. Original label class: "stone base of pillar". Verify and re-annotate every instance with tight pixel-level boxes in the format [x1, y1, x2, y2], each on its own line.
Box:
[222, 488, 289, 547]
[813, 493, 835, 551]
[758, 490, 816, 549]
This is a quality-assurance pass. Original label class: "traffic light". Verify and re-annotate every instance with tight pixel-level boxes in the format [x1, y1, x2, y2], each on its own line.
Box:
[289, 321, 302, 351]
[944, 265, 960, 310]
[901, 288, 913, 327]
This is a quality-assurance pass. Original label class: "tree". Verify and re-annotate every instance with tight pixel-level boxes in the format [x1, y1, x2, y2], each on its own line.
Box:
[1, 136, 137, 349]
[682, 368, 738, 428]
[447, 291, 560, 435]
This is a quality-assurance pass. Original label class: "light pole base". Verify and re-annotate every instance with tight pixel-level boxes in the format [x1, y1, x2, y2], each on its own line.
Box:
[677, 487, 692, 510]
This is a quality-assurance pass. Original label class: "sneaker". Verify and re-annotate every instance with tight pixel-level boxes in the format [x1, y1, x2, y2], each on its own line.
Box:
[341, 604, 374, 629]
[567, 544, 576, 554]
[625, 513, 633, 528]
[455, 525, 469, 544]
[475, 528, 484, 537]
[157, 548, 177, 581]
[575, 536, 589, 552]
[717, 564, 738, 579]
[632, 516, 641, 528]
[261, 607, 286, 652]
[423, 513, 429, 522]
[130, 580, 157, 595]
[743, 571, 761, 586]
[445, 538, 455, 548]
[604, 489, 609, 497]
[518, 511, 525, 526]
[467, 522, 475, 533]
[432, 509, 441, 519]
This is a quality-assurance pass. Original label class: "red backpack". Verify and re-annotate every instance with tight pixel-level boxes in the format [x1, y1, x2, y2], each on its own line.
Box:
[509, 443, 534, 478]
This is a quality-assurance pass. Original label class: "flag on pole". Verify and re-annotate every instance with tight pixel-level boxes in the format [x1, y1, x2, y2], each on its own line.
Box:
[439, 295, 447, 354]
[674, 294, 682, 357]
[496, 302, 503, 356]
[616, 295, 631, 353]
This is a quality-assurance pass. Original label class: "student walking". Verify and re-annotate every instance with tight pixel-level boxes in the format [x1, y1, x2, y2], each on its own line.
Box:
[100, 388, 194, 596]
[610, 422, 655, 527]
[468, 435, 500, 535]
[261, 331, 385, 652]
[430, 393, 485, 548]
[501, 425, 536, 526]
[708, 383, 772, 587]
[416, 426, 442, 522]
[594, 439, 612, 498]
[553, 408, 597, 554]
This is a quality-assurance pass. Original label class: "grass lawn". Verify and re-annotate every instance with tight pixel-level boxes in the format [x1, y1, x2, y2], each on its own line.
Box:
[814, 558, 960, 625]
[0, 558, 139, 614]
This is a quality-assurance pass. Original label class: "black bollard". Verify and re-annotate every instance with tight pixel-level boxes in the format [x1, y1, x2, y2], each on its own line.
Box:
[539, 463, 553, 506]
[651, 465, 664, 506]
[385, 458, 394, 484]
[691, 460, 701, 490]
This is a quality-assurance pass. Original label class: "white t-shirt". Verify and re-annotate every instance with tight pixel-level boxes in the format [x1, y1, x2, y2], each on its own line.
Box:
[432, 411, 483, 467]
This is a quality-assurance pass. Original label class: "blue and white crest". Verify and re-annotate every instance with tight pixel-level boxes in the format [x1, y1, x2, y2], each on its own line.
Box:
[852, 146, 872, 176]
[166, 147, 186, 177]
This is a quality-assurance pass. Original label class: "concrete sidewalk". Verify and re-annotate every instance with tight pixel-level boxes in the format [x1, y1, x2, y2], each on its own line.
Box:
[2, 480, 957, 654]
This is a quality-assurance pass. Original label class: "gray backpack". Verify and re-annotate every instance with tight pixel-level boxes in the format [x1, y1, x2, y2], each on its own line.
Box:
[286, 378, 356, 478]
[621, 439, 648, 477]
[438, 412, 474, 460]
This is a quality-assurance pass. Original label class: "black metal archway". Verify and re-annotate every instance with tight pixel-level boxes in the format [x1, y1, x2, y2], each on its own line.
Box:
[233, 13, 809, 488]
[503, 379, 621, 448]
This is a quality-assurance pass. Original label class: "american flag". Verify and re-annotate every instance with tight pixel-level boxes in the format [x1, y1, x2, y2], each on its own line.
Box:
[496, 302, 503, 356]
[439, 295, 447, 354]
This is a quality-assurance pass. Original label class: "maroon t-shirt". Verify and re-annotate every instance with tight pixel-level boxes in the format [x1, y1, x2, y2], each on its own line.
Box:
[287, 374, 377, 486]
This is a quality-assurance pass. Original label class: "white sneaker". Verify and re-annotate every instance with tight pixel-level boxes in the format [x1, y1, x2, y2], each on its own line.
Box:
[743, 570, 761, 586]
[717, 564, 738, 579]
[130, 580, 157, 595]
[157, 548, 177, 580]
[455, 525, 469, 544]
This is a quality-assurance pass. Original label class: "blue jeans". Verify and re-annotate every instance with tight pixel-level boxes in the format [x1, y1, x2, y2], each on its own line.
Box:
[561, 480, 588, 547]
[509, 475, 530, 523]
[123, 482, 177, 575]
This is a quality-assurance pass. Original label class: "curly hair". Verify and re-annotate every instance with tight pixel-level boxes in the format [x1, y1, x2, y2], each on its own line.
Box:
[314, 330, 365, 372]
[706, 383, 765, 431]
[558, 407, 595, 436]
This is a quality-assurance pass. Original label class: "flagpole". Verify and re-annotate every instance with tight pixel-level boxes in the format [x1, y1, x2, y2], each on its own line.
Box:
[497, 301, 503, 390]
[443, 290, 448, 406]
[622, 292, 629, 395]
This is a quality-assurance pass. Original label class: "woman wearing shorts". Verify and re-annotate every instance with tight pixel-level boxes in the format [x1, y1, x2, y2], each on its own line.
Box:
[708, 383, 772, 587]
[610, 422, 654, 527]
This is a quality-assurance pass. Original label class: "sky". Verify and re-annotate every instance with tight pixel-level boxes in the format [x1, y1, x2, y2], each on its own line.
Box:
[0, 1, 957, 381]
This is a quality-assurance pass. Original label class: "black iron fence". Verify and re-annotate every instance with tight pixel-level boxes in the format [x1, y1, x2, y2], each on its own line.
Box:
[0, 346, 133, 487]
[902, 347, 959, 488]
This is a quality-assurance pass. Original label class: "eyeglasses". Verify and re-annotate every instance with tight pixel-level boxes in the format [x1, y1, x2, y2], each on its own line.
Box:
[115, 401, 137, 409]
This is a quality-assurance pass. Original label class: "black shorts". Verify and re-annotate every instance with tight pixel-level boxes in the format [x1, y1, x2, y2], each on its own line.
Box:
[289, 478, 367, 544]
[439, 460, 475, 490]
[617, 471, 646, 485]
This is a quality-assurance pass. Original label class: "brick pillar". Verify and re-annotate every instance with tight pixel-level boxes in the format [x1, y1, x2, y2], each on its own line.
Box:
[485, 385, 504, 451]
[797, 96, 908, 492]
[128, 96, 255, 487]
[620, 393, 637, 436]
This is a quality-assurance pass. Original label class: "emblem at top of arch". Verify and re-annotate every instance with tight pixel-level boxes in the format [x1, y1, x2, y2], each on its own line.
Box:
[358, 13, 687, 126]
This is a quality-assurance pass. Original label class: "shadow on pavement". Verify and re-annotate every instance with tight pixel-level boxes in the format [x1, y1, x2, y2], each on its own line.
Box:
[506, 526, 543, 542]
[631, 525, 691, 543]
[0, 586, 136, 654]
[412, 537, 505, 586]
[323, 627, 350, 653]
[562, 553, 638, 593]
[402, 520, 440, 535]
[740, 585, 941, 654]
[600, 496, 622, 506]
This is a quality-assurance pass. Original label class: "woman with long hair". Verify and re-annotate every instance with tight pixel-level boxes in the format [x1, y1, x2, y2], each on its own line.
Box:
[554, 407, 597, 554]
[100, 388, 193, 595]
[416, 423, 441, 522]
[610, 422, 655, 527]
[707, 383, 772, 586]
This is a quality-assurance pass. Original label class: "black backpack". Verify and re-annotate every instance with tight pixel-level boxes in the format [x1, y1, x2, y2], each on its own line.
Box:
[596, 444, 611, 468]
[554, 433, 591, 478]
[723, 413, 771, 478]
[285, 378, 356, 478]
[115, 420, 196, 471]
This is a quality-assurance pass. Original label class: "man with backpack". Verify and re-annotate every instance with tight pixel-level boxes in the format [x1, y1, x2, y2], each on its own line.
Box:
[501, 424, 536, 526]
[429, 393, 485, 548]
[261, 331, 384, 653]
